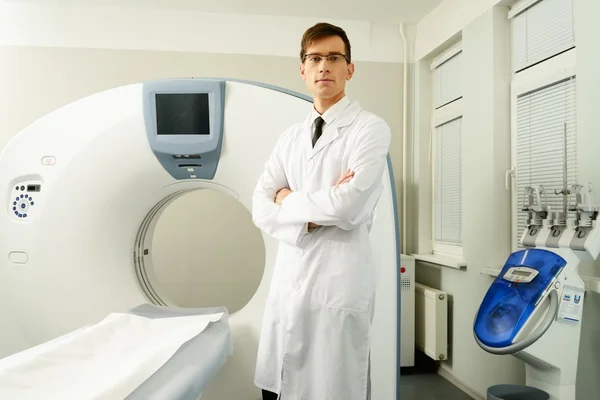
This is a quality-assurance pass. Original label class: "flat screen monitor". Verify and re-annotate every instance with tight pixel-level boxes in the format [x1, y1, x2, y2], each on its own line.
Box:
[155, 93, 210, 135]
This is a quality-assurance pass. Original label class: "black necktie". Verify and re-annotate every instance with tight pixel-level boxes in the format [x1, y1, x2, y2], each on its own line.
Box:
[312, 117, 324, 148]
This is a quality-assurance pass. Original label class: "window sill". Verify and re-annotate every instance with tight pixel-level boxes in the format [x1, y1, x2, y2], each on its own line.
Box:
[481, 268, 502, 277]
[412, 253, 467, 270]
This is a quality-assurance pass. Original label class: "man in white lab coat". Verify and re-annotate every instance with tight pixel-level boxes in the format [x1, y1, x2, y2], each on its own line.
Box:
[252, 22, 392, 400]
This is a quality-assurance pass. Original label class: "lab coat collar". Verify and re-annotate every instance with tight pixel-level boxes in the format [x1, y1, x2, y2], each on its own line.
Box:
[309, 96, 350, 127]
[303, 97, 362, 159]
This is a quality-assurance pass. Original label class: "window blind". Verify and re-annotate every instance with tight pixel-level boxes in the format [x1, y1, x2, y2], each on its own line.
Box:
[435, 117, 462, 244]
[515, 77, 577, 243]
[512, 0, 575, 72]
[433, 51, 462, 109]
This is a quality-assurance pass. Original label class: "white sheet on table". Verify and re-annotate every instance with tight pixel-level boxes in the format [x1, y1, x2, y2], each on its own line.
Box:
[0, 311, 224, 400]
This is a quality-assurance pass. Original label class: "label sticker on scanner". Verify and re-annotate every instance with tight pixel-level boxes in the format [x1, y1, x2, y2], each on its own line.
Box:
[557, 285, 585, 324]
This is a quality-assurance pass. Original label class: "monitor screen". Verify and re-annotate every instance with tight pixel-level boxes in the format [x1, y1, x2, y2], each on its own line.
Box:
[511, 270, 531, 277]
[155, 93, 210, 135]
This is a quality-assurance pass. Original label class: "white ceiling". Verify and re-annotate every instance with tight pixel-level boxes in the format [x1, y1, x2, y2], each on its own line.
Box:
[7, 0, 446, 23]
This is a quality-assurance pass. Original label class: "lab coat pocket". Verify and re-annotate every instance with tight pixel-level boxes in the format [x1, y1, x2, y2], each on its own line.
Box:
[314, 240, 370, 313]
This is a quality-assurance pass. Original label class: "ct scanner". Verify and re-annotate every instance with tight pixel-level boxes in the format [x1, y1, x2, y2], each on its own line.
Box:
[0, 78, 401, 399]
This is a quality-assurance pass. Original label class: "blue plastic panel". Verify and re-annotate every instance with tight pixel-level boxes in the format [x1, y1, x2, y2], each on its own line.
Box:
[474, 249, 565, 348]
[142, 79, 225, 180]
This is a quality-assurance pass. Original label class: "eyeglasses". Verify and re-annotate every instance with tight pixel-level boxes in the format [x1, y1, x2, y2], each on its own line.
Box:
[303, 53, 349, 65]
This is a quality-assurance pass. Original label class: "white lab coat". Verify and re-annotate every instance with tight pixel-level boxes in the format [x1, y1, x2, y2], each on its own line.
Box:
[252, 98, 391, 400]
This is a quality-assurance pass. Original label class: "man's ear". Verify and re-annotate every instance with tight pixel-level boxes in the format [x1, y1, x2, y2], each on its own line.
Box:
[346, 63, 355, 81]
[300, 63, 306, 80]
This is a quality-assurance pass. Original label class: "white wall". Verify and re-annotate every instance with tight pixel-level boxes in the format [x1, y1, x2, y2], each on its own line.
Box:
[412, 0, 600, 398]
[0, 1, 404, 63]
[413, 6, 524, 397]
[0, 3, 405, 317]
[415, 0, 507, 60]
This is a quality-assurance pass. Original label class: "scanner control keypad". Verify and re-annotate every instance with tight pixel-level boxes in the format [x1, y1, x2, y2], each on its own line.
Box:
[9, 183, 41, 220]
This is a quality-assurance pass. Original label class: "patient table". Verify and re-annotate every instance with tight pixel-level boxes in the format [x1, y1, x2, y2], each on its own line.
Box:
[125, 304, 232, 400]
[0, 304, 232, 400]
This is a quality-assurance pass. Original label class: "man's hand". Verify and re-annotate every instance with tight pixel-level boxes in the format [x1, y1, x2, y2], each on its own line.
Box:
[275, 188, 292, 205]
[275, 169, 355, 231]
[336, 169, 355, 187]
[306, 169, 354, 232]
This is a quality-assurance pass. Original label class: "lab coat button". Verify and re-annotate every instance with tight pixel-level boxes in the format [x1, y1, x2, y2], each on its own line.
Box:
[293, 283, 300, 291]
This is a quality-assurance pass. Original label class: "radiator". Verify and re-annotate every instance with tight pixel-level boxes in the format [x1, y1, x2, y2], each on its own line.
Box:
[415, 283, 448, 361]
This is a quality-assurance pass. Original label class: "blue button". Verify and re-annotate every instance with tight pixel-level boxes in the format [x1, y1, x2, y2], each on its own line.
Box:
[13, 201, 16, 205]
[29, 198, 33, 202]
[21, 204, 25, 209]
[18, 214, 22, 218]
[23, 214, 27, 218]
[14, 211, 18, 215]
[13, 207, 16, 211]
[15, 197, 19, 201]
[20, 194, 23, 198]
[25, 195, 28, 198]
[30, 202, 34, 206]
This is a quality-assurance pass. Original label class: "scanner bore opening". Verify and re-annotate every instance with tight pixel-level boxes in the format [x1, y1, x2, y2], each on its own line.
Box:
[133, 188, 265, 311]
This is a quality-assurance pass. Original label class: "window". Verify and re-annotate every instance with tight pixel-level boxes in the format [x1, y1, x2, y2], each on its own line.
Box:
[515, 78, 577, 241]
[433, 48, 463, 108]
[509, 0, 577, 248]
[431, 43, 463, 258]
[511, 0, 575, 73]
[434, 117, 462, 247]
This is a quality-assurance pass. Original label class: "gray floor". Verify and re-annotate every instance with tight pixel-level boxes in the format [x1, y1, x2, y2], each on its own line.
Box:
[400, 371, 473, 400]
[399, 351, 474, 400]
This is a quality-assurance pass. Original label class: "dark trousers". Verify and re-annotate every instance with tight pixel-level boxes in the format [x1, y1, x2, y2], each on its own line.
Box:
[260, 356, 370, 400]
[262, 389, 279, 400]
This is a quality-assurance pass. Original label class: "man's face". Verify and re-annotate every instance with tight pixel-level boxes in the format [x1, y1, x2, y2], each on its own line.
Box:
[300, 35, 354, 101]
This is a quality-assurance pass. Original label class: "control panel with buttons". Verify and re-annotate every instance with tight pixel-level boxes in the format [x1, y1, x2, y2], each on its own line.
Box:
[9, 182, 41, 220]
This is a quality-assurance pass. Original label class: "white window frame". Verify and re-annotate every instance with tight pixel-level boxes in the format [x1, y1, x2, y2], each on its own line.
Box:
[510, 47, 577, 249]
[508, 0, 544, 18]
[430, 42, 464, 259]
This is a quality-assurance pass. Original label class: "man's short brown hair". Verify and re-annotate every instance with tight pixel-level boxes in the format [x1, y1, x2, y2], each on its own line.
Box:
[300, 22, 352, 63]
